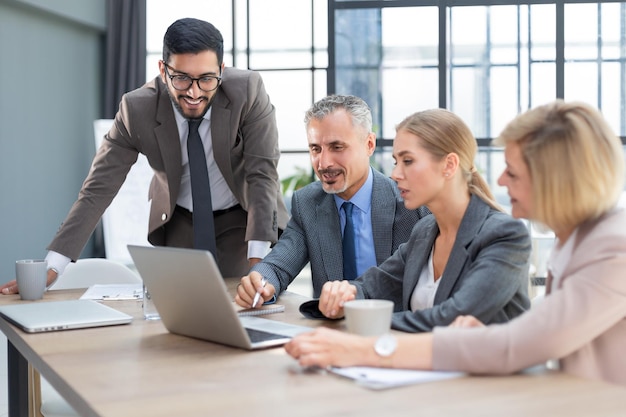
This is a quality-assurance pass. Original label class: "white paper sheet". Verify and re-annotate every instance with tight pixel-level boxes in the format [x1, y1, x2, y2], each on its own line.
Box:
[329, 366, 465, 390]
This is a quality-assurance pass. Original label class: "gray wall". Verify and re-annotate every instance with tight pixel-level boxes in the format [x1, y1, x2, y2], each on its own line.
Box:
[0, 0, 107, 283]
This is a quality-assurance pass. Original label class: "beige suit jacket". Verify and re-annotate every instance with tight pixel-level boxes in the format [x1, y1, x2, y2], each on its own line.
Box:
[48, 68, 288, 260]
[433, 207, 626, 385]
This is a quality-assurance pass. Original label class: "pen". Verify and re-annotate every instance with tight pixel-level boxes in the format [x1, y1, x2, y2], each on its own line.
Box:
[252, 277, 267, 308]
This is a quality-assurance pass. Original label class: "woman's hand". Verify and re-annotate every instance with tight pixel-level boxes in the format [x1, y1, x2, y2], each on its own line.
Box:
[318, 280, 357, 318]
[285, 327, 374, 368]
[449, 315, 484, 328]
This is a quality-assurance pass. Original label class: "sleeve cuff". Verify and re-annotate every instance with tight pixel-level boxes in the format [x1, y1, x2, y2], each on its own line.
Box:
[247, 240, 272, 259]
[45, 251, 72, 276]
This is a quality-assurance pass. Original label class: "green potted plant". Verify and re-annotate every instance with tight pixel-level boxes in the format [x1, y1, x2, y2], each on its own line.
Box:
[280, 167, 316, 212]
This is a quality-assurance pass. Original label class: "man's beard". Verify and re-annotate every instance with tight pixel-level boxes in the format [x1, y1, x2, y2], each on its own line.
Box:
[167, 89, 216, 120]
[318, 168, 348, 195]
[322, 184, 348, 195]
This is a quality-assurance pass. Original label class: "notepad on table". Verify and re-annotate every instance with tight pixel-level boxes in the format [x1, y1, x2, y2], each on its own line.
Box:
[235, 304, 285, 317]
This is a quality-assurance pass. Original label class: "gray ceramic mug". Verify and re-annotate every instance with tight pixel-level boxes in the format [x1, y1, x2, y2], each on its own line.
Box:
[15, 259, 48, 300]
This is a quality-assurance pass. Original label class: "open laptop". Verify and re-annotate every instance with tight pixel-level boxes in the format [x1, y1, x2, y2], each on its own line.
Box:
[127, 245, 311, 350]
[0, 299, 133, 333]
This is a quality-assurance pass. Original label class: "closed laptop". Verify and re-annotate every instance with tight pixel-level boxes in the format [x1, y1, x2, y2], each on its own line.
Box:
[0, 299, 133, 333]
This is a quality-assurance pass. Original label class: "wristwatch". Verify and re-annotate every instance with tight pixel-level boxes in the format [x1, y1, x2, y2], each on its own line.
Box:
[374, 333, 397, 358]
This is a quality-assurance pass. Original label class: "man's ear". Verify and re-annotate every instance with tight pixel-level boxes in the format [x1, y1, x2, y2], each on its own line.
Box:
[365, 132, 376, 156]
[158, 60, 167, 83]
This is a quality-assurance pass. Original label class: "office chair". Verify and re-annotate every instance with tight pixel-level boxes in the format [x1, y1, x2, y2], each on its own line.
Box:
[30, 258, 142, 417]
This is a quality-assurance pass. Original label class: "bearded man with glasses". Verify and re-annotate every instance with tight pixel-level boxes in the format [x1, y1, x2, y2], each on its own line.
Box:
[1, 18, 288, 295]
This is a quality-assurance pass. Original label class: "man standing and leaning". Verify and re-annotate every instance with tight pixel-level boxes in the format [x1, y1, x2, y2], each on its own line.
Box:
[236, 95, 430, 307]
[2, 17, 288, 294]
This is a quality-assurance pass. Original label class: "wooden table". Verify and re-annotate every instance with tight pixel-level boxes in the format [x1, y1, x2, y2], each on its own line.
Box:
[1, 283, 624, 417]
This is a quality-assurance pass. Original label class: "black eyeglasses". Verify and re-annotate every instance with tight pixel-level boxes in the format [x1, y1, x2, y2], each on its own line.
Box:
[163, 63, 221, 92]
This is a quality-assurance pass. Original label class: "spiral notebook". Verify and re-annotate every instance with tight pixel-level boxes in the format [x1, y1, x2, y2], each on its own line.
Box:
[236, 304, 285, 316]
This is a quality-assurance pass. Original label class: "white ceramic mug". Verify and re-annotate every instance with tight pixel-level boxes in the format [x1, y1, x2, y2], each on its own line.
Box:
[15, 259, 48, 300]
[343, 299, 394, 336]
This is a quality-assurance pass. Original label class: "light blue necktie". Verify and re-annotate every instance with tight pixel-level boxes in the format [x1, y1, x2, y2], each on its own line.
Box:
[342, 202, 357, 280]
[187, 119, 217, 257]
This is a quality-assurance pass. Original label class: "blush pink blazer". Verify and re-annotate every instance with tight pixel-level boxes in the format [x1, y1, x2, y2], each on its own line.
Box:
[432, 207, 626, 386]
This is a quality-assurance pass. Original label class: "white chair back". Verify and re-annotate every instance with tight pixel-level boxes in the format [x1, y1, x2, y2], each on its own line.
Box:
[48, 258, 141, 290]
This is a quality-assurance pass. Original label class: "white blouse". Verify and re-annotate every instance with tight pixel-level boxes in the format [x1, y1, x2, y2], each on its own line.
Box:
[410, 246, 442, 311]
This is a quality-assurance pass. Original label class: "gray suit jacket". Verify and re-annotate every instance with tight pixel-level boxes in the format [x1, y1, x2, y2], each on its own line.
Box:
[253, 169, 430, 298]
[354, 194, 531, 332]
[48, 68, 288, 260]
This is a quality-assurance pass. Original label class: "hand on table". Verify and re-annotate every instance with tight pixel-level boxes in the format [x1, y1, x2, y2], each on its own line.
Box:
[449, 315, 484, 328]
[0, 269, 58, 295]
[285, 327, 374, 369]
[318, 280, 357, 319]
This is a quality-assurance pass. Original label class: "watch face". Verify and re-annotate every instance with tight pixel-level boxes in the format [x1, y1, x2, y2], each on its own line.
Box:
[375, 333, 397, 357]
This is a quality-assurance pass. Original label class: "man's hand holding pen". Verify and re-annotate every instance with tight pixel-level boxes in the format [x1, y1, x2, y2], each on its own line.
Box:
[235, 271, 276, 308]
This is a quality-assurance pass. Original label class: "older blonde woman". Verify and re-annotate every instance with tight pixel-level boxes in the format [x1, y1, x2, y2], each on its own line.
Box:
[285, 100, 626, 386]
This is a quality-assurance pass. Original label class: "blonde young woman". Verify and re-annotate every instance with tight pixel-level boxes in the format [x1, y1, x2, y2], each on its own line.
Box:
[314, 108, 531, 332]
[285, 100, 626, 386]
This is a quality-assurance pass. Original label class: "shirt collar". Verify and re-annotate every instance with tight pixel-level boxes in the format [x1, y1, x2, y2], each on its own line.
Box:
[172, 103, 212, 132]
[334, 167, 373, 213]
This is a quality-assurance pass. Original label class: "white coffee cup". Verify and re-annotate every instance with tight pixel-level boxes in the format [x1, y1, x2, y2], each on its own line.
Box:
[343, 299, 394, 336]
[15, 259, 48, 300]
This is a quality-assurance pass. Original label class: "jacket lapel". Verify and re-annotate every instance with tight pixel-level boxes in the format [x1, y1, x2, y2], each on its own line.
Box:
[209, 92, 233, 187]
[433, 195, 490, 304]
[154, 79, 182, 212]
[402, 218, 438, 308]
[370, 171, 395, 264]
[316, 194, 344, 280]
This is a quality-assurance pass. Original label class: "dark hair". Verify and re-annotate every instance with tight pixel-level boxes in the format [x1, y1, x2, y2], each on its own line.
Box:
[162, 18, 224, 65]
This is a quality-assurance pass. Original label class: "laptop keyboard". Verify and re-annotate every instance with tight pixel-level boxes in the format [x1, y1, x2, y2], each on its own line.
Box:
[245, 327, 290, 343]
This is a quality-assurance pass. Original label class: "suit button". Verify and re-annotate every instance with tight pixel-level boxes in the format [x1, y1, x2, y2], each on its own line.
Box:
[161, 213, 167, 221]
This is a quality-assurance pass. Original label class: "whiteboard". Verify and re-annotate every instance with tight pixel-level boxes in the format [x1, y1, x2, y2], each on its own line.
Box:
[93, 120, 152, 265]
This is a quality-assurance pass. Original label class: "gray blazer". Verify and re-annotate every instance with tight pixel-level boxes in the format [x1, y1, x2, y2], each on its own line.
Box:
[48, 68, 288, 260]
[354, 194, 531, 332]
[253, 169, 430, 298]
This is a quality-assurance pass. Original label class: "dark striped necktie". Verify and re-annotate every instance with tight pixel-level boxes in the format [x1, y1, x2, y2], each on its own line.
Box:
[187, 119, 217, 257]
